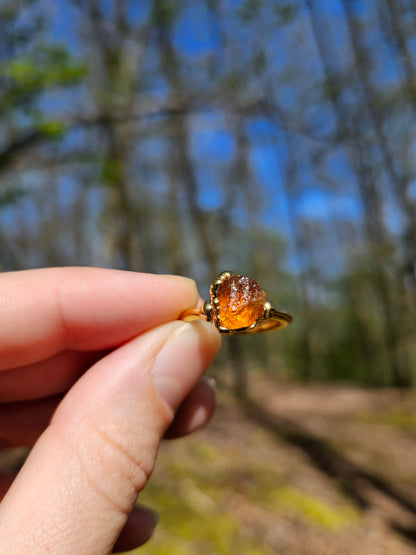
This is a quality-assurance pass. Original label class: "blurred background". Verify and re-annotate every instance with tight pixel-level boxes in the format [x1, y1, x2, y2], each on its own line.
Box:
[2, 0, 416, 553]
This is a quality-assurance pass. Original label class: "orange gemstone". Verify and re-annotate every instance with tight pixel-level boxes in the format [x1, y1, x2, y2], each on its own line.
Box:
[214, 274, 266, 330]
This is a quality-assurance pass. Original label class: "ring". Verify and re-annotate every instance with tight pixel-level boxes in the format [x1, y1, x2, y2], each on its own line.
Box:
[180, 271, 293, 334]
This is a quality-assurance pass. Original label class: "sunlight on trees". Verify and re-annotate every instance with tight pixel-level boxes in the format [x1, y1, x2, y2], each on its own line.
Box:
[1, 0, 415, 387]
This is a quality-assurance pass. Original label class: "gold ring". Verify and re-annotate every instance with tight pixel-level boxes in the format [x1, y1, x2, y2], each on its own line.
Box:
[180, 271, 293, 334]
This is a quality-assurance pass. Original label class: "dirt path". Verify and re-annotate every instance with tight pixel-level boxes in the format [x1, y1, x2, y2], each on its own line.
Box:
[240, 380, 416, 553]
[2, 381, 416, 553]
[143, 380, 416, 554]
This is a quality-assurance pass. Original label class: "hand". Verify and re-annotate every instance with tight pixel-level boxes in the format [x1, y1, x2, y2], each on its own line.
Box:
[0, 267, 221, 553]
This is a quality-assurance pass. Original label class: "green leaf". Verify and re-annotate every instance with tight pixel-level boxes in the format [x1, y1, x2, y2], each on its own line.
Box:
[0, 187, 26, 207]
[237, 0, 261, 21]
[253, 50, 266, 74]
[273, 4, 298, 25]
[37, 120, 66, 138]
[151, 0, 178, 27]
[3, 45, 85, 91]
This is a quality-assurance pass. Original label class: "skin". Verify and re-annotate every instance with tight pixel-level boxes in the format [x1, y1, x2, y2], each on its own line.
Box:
[0, 267, 221, 554]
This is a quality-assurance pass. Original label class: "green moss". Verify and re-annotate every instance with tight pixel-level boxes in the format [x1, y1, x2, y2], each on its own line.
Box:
[357, 410, 416, 430]
[134, 435, 356, 553]
[135, 488, 265, 554]
[271, 486, 358, 530]
[136, 437, 279, 554]
[187, 440, 220, 462]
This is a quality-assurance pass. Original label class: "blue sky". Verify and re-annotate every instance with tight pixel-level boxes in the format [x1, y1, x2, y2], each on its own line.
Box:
[4, 0, 408, 278]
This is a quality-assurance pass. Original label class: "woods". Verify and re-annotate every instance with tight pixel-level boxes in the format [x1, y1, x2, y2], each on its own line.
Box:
[1, 0, 416, 387]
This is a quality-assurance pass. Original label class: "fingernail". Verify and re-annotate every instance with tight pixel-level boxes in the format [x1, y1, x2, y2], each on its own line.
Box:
[203, 376, 217, 389]
[152, 321, 219, 410]
[136, 504, 160, 527]
[114, 505, 159, 551]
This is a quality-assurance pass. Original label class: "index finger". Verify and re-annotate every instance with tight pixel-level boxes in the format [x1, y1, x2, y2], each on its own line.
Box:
[0, 267, 198, 369]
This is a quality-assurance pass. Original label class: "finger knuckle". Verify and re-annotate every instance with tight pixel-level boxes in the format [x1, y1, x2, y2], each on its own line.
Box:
[73, 419, 154, 514]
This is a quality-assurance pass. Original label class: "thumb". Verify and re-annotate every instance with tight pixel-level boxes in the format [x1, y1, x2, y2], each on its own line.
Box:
[0, 320, 220, 554]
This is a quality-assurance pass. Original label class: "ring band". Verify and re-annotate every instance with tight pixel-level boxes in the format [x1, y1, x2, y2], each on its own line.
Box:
[180, 271, 293, 335]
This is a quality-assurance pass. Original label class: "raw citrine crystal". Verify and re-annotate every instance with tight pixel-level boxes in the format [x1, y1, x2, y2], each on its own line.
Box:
[214, 274, 266, 330]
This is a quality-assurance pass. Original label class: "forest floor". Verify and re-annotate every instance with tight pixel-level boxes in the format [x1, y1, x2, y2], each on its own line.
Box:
[140, 377, 416, 555]
[2, 378, 416, 554]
